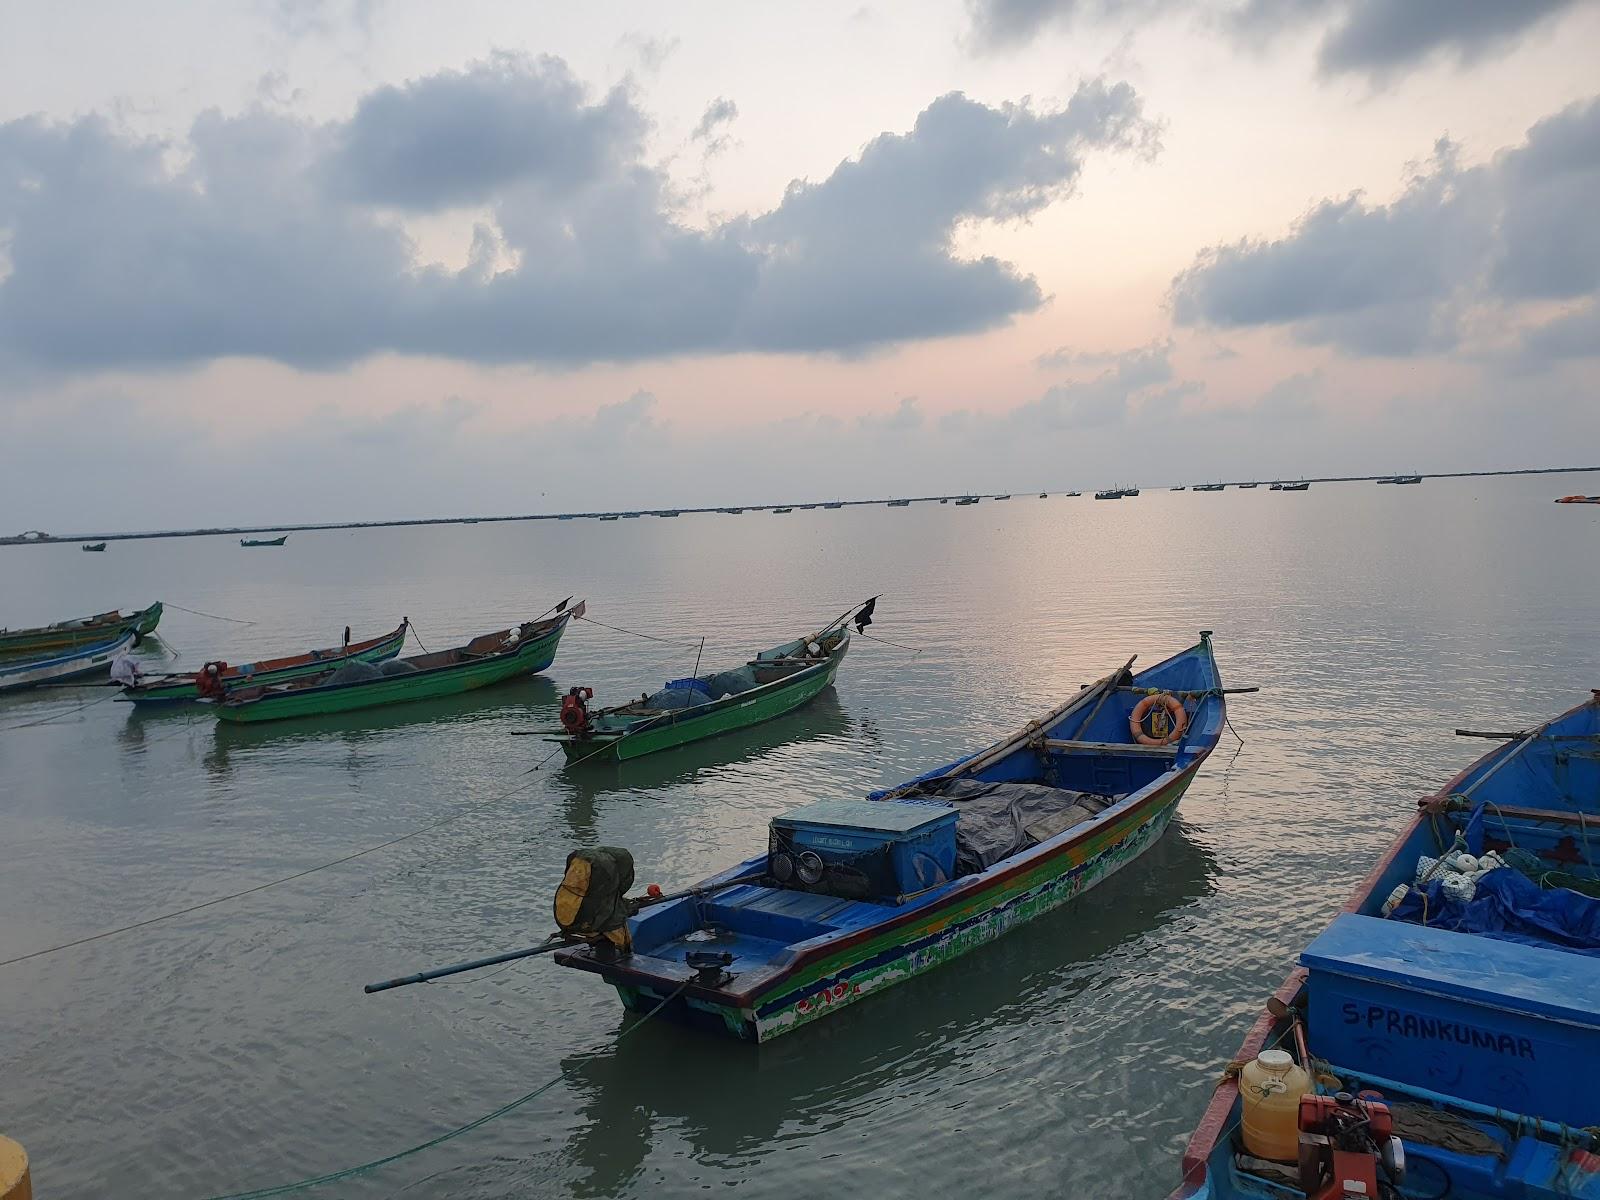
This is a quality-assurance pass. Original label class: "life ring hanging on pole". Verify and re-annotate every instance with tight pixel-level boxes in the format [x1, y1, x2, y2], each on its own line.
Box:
[1129, 693, 1187, 746]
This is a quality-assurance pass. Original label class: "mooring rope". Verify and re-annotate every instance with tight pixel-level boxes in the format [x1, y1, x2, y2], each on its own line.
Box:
[164, 602, 256, 625]
[573, 613, 700, 646]
[0, 687, 121, 732]
[0, 763, 555, 970]
[200, 980, 694, 1199]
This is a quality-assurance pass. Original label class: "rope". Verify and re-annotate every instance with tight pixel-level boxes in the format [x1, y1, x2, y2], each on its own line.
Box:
[164, 603, 255, 626]
[856, 629, 922, 653]
[200, 980, 693, 1199]
[0, 763, 554, 970]
[0, 687, 121, 732]
[408, 623, 431, 655]
[573, 613, 699, 647]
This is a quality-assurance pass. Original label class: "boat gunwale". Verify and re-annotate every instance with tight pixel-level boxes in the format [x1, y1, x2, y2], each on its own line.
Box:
[0, 628, 138, 679]
[1167, 689, 1600, 1199]
[558, 637, 1224, 1008]
[127, 622, 409, 698]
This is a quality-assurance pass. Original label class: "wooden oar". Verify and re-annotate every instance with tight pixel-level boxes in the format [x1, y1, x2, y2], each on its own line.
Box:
[1066, 655, 1138, 742]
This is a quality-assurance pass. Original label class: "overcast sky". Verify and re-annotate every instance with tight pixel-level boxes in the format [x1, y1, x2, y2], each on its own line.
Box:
[2, 0, 1597, 529]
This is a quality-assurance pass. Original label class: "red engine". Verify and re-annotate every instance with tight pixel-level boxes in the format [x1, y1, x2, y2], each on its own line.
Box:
[194, 661, 229, 700]
[560, 687, 594, 736]
[1297, 1092, 1404, 1200]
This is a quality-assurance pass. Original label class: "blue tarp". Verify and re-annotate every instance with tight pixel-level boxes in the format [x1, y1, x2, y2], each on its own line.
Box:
[1390, 867, 1600, 956]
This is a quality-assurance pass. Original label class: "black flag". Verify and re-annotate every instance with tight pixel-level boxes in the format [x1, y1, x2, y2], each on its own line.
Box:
[854, 596, 878, 633]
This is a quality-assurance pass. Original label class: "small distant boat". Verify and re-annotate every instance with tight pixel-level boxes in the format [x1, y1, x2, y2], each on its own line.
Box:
[887, 499, 911, 507]
[0, 629, 137, 692]
[599, 514, 620, 522]
[724, 508, 744, 514]
[558, 515, 575, 520]
[551, 635, 1225, 1041]
[773, 507, 793, 514]
[955, 496, 980, 506]
[1555, 494, 1600, 504]
[1122, 487, 1141, 497]
[1194, 483, 1225, 492]
[823, 502, 844, 510]
[993, 494, 1011, 500]
[1038, 492, 1049, 499]
[1280, 480, 1310, 491]
[1390, 474, 1422, 485]
[121, 621, 408, 705]
[0, 602, 162, 658]
[213, 606, 580, 724]
[1171, 691, 1600, 1200]
[240, 535, 288, 547]
[1065, 491, 1081, 497]
[1171, 486, 1186, 492]
[1237, 482, 1258, 489]
[939, 497, 950, 504]
[1268, 482, 1284, 491]
[551, 602, 870, 765]
[800, 504, 818, 510]
[81, 542, 107, 552]
[655, 510, 681, 518]
[1094, 489, 1124, 500]
[623, 513, 642, 519]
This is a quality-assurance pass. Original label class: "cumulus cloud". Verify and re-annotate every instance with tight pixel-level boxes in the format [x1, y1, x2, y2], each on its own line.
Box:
[967, 0, 1590, 78]
[0, 57, 1155, 376]
[1170, 97, 1600, 358]
[1012, 341, 1178, 429]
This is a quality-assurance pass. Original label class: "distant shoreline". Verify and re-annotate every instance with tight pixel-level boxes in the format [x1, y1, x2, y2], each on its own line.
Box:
[6, 464, 1598, 547]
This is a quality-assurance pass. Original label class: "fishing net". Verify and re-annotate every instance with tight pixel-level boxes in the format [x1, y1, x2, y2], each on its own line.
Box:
[554, 847, 635, 951]
[324, 660, 382, 686]
[377, 660, 419, 676]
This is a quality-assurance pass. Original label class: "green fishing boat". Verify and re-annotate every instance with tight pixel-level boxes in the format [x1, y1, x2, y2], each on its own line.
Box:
[0, 601, 162, 658]
[121, 621, 408, 705]
[213, 604, 581, 724]
[551, 600, 876, 765]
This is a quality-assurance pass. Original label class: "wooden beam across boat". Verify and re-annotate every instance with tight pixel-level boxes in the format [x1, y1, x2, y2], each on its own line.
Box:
[1041, 738, 1180, 758]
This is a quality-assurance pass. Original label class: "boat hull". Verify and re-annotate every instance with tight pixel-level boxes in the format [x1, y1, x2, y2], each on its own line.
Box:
[558, 648, 845, 764]
[214, 621, 568, 723]
[0, 602, 161, 657]
[599, 769, 1192, 1043]
[124, 625, 408, 705]
[0, 631, 137, 692]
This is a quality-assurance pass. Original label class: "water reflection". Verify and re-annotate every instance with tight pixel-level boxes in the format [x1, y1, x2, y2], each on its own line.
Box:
[547, 690, 855, 841]
[554, 818, 1215, 1187]
[198, 676, 561, 778]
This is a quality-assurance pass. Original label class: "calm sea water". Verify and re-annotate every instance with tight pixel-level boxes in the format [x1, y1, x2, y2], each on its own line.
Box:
[3, 475, 1599, 1200]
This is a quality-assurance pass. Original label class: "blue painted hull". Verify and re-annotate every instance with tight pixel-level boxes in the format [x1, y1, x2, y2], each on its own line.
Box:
[1171, 694, 1600, 1200]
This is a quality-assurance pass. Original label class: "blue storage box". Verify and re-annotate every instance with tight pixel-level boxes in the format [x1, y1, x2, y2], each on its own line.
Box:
[770, 799, 957, 902]
[1302, 913, 1600, 1126]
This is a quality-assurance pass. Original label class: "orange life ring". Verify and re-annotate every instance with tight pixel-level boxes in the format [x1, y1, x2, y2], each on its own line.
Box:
[1130, 693, 1188, 746]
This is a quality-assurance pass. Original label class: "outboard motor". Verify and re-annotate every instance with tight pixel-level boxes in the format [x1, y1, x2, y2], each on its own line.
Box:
[560, 686, 594, 736]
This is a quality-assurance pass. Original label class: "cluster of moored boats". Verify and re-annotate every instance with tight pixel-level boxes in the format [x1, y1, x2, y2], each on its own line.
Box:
[6, 591, 1598, 1200]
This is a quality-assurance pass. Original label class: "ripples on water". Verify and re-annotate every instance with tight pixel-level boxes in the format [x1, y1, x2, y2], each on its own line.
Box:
[2, 475, 1598, 1198]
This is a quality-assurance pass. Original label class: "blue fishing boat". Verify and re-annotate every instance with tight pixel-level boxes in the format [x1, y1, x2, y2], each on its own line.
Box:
[1172, 691, 1600, 1200]
[550, 635, 1226, 1042]
[0, 629, 137, 692]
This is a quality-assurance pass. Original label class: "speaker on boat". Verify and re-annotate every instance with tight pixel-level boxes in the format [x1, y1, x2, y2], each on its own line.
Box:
[795, 851, 826, 886]
[771, 852, 795, 883]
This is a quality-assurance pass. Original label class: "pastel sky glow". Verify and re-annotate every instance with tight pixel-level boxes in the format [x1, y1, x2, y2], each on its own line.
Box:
[2, 0, 1597, 529]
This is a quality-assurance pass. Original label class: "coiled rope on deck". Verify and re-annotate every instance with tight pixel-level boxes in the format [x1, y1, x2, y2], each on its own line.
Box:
[200, 979, 693, 1199]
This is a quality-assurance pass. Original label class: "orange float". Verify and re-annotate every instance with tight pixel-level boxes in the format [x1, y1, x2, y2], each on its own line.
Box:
[1129, 692, 1188, 746]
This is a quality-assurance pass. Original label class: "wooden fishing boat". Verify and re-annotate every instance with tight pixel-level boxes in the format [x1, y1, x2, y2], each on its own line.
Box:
[1555, 495, 1600, 504]
[212, 605, 579, 723]
[772, 507, 793, 514]
[955, 495, 979, 505]
[1065, 491, 1082, 497]
[552, 634, 1225, 1041]
[888, 499, 911, 507]
[1039, 492, 1049, 498]
[1094, 489, 1123, 500]
[0, 630, 137, 692]
[81, 542, 107, 552]
[1280, 480, 1310, 491]
[823, 502, 844, 510]
[550, 603, 869, 765]
[1171, 692, 1600, 1200]
[1195, 483, 1226, 492]
[0, 602, 162, 658]
[1238, 482, 1259, 489]
[994, 494, 1012, 500]
[120, 621, 408, 705]
[240, 535, 288, 547]
[598, 514, 620, 521]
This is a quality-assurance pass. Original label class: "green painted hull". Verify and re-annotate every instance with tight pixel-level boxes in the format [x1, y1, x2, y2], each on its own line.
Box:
[125, 626, 407, 705]
[615, 773, 1191, 1042]
[0, 601, 162, 657]
[557, 644, 846, 764]
[215, 622, 568, 724]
